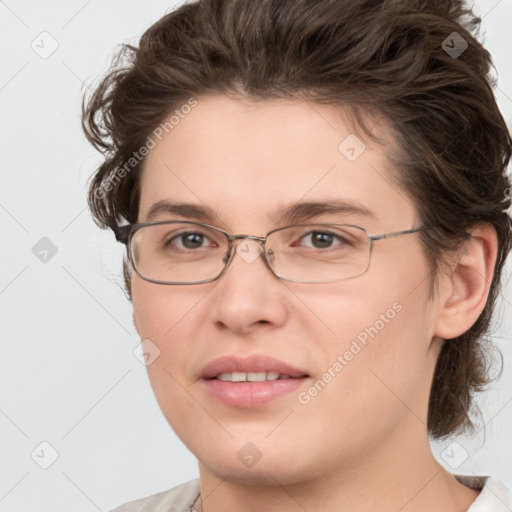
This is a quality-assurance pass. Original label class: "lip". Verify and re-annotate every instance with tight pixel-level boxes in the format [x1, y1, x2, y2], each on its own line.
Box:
[200, 354, 309, 380]
[200, 354, 310, 408]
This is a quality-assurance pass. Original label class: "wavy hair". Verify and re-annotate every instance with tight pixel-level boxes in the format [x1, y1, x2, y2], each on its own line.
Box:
[82, 0, 512, 439]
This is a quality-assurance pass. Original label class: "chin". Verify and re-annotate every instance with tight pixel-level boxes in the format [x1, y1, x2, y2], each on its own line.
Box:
[193, 437, 314, 485]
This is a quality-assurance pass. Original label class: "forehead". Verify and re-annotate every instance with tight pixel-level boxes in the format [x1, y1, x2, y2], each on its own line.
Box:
[138, 94, 416, 231]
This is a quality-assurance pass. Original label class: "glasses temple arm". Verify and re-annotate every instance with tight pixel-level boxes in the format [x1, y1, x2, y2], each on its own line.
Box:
[369, 225, 440, 241]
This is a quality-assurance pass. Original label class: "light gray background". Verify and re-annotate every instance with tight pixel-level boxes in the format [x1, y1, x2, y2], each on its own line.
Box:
[1, 1, 511, 511]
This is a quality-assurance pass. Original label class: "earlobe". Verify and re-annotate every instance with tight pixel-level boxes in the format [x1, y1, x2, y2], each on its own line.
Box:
[434, 224, 498, 340]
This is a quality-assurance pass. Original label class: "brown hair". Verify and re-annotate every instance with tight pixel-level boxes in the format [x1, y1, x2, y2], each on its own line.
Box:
[82, 0, 512, 439]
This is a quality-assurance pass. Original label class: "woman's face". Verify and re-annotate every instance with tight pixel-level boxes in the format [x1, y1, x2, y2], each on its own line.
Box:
[132, 94, 442, 484]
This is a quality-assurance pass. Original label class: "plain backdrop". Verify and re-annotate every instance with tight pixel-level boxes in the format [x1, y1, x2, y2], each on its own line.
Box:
[1, 1, 511, 510]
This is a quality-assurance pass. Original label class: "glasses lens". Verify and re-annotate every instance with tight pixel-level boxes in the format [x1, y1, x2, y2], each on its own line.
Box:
[266, 224, 371, 283]
[130, 222, 371, 284]
[131, 222, 228, 284]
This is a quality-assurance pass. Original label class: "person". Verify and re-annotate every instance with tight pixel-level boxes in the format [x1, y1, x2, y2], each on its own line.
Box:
[82, 0, 512, 510]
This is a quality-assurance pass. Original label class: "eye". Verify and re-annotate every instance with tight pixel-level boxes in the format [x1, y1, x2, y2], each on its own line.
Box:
[166, 231, 215, 250]
[301, 231, 343, 249]
[296, 230, 349, 250]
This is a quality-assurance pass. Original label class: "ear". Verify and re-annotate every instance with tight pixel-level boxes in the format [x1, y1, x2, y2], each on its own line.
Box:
[434, 223, 498, 340]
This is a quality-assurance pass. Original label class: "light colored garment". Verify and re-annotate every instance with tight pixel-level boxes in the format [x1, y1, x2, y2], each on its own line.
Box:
[109, 474, 512, 512]
[458, 475, 512, 512]
[109, 479, 200, 512]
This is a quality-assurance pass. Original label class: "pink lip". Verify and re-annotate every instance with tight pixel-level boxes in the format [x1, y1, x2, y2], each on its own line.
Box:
[199, 354, 310, 408]
[200, 354, 309, 379]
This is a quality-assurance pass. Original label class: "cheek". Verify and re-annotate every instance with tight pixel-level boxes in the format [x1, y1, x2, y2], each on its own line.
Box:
[130, 250, 435, 471]
[297, 268, 433, 432]
[131, 279, 203, 395]
[292, 311, 424, 463]
[132, 277, 210, 339]
[132, 281, 209, 448]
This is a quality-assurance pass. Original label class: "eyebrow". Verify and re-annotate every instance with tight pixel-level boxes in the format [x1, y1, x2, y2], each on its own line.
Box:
[274, 200, 376, 224]
[144, 199, 376, 225]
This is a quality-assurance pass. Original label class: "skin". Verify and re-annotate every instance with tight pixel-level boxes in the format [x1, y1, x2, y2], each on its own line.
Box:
[131, 94, 497, 511]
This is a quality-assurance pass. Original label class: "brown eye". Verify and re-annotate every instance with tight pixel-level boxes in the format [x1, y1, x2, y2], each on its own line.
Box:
[297, 230, 347, 250]
[170, 232, 208, 249]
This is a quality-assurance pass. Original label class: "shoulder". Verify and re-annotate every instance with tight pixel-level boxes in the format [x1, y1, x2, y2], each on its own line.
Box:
[455, 474, 512, 511]
[108, 479, 201, 512]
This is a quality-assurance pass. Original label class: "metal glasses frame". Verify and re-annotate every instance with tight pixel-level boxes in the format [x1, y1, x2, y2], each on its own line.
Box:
[114, 220, 438, 285]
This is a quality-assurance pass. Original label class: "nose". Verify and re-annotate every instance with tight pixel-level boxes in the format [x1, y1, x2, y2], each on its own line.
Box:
[210, 238, 289, 335]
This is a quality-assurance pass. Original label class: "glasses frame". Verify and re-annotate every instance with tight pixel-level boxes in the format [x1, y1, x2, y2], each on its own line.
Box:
[114, 220, 438, 285]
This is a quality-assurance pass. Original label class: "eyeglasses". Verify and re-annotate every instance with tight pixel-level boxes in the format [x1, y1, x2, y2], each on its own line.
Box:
[113, 220, 437, 285]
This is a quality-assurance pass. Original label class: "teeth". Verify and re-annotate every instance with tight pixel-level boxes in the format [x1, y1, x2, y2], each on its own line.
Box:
[216, 371, 285, 382]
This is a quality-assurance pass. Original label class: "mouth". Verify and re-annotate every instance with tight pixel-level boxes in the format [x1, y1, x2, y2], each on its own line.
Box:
[200, 354, 309, 379]
[209, 371, 307, 382]
[200, 355, 310, 408]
